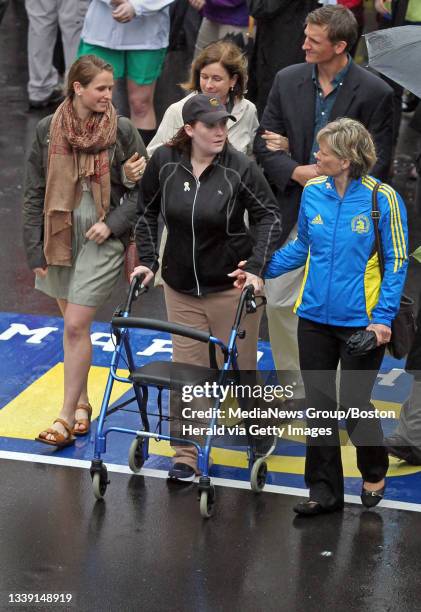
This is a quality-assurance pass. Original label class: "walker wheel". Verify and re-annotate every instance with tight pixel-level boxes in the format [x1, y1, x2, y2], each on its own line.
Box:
[92, 465, 109, 500]
[250, 459, 267, 493]
[199, 485, 216, 519]
[128, 437, 144, 473]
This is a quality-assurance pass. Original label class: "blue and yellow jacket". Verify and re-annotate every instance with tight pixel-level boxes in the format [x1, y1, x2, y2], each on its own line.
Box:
[265, 175, 408, 327]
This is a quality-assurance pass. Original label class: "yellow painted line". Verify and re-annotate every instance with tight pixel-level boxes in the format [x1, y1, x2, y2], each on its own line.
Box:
[0, 363, 130, 439]
[1, 364, 417, 478]
[149, 439, 420, 478]
[373, 399, 402, 417]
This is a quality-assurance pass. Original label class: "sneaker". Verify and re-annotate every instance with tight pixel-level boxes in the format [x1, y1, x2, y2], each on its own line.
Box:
[28, 89, 64, 110]
[167, 462, 196, 482]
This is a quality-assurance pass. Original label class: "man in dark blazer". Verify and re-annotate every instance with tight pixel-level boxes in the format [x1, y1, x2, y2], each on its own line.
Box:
[255, 5, 394, 244]
[254, 4, 394, 400]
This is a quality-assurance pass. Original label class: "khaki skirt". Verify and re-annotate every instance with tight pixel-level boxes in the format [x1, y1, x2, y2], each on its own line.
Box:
[36, 189, 125, 308]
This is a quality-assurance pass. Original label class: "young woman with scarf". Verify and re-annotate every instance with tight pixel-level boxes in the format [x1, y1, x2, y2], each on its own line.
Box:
[23, 54, 146, 448]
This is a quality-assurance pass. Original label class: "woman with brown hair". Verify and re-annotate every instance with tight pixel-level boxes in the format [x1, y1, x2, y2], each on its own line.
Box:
[23, 54, 146, 447]
[131, 93, 281, 481]
[148, 39, 258, 157]
[149, 39, 259, 285]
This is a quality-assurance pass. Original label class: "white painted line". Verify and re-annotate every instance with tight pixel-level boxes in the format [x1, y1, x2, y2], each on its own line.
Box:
[1, 450, 420, 513]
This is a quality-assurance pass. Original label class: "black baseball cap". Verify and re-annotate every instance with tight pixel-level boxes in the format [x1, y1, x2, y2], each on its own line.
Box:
[182, 93, 236, 125]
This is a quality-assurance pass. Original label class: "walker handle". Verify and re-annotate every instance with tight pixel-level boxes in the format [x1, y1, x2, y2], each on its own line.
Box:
[124, 275, 148, 314]
[112, 316, 211, 343]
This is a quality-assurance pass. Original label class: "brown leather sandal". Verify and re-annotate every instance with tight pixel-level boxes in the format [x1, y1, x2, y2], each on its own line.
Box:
[35, 418, 76, 448]
[73, 402, 93, 436]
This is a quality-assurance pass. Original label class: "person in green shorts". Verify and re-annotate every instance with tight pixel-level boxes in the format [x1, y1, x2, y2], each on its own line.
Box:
[78, 0, 175, 145]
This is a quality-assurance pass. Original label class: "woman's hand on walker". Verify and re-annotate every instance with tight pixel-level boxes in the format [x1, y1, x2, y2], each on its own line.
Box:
[366, 323, 391, 346]
[130, 265, 154, 286]
[228, 261, 264, 293]
[124, 153, 146, 182]
[86, 222, 111, 244]
[33, 267, 48, 278]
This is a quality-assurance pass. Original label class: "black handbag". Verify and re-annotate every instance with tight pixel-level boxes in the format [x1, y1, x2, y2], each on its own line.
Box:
[371, 182, 417, 359]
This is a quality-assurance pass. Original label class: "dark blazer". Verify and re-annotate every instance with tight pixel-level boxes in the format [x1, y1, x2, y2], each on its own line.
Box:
[254, 60, 394, 245]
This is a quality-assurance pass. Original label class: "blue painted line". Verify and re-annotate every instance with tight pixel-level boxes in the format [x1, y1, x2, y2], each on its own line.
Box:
[1, 311, 420, 506]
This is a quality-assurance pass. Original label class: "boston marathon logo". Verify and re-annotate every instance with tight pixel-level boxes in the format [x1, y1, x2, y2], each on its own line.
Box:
[351, 214, 370, 234]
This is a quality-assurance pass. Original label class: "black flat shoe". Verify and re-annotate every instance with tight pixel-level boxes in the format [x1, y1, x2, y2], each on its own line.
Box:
[293, 500, 343, 516]
[361, 485, 385, 508]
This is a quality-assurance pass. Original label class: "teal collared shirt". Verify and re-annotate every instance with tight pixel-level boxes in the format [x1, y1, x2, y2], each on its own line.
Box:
[309, 57, 352, 163]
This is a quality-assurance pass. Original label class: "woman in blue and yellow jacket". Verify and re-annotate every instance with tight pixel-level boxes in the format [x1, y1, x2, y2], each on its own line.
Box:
[265, 118, 408, 516]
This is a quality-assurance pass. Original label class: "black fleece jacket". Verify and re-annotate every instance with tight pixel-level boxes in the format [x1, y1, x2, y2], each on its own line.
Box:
[135, 143, 282, 296]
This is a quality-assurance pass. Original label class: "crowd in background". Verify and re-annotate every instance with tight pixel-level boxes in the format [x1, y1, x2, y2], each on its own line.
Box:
[2, 0, 420, 511]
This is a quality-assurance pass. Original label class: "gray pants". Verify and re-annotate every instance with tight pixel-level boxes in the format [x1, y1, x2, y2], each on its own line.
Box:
[394, 380, 421, 451]
[25, 0, 87, 101]
[264, 225, 305, 400]
[193, 17, 248, 59]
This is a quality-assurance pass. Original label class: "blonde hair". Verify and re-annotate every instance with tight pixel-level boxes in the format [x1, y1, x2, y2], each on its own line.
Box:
[317, 118, 377, 179]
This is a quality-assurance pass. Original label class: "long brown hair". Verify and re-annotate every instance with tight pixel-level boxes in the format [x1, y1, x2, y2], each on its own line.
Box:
[66, 54, 114, 97]
[182, 40, 247, 100]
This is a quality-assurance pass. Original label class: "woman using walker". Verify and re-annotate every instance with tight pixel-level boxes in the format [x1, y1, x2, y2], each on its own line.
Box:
[131, 93, 281, 481]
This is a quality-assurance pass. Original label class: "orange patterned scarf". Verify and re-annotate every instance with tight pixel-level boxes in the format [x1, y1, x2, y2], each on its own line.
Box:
[43, 97, 118, 266]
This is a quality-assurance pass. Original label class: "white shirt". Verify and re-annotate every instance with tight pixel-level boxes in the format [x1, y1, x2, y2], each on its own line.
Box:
[81, 0, 175, 50]
[147, 92, 259, 157]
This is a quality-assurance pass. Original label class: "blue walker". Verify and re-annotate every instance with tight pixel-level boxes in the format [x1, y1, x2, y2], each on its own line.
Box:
[90, 277, 276, 518]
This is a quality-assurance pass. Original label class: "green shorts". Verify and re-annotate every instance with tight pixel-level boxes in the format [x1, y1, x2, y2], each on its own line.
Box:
[77, 40, 167, 85]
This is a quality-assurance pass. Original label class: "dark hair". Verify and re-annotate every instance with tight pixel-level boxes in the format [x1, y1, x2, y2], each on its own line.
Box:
[182, 40, 247, 100]
[167, 125, 194, 154]
[66, 54, 114, 97]
[305, 5, 358, 52]
[167, 123, 229, 154]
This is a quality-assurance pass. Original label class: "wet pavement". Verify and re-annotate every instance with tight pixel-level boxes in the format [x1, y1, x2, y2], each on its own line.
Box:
[1, 458, 421, 612]
[1, 4, 421, 612]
